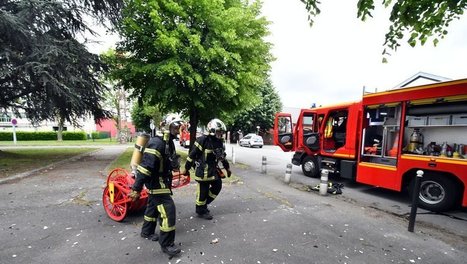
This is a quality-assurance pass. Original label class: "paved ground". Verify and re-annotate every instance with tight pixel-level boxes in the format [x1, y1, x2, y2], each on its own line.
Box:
[1, 145, 466, 264]
[222, 142, 467, 239]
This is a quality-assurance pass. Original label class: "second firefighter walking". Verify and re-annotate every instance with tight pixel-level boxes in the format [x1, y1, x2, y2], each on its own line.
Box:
[183, 118, 231, 220]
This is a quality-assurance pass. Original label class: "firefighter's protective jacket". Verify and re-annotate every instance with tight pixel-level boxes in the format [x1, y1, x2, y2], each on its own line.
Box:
[324, 117, 334, 138]
[185, 135, 229, 181]
[132, 134, 176, 195]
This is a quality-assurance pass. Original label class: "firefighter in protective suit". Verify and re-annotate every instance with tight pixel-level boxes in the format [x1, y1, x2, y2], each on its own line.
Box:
[128, 116, 182, 257]
[183, 118, 231, 220]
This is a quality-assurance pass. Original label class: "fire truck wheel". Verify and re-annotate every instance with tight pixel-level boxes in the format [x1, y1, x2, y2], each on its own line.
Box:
[411, 174, 459, 212]
[301, 156, 319, 178]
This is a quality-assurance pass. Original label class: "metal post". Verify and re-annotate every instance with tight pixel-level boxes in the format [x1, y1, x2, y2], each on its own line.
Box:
[319, 169, 329, 196]
[284, 163, 292, 184]
[232, 147, 236, 164]
[261, 156, 267, 174]
[12, 124, 17, 145]
[408, 170, 424, 232]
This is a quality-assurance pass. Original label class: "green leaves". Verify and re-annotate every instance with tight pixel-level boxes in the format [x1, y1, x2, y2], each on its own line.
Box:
[357, 0, 375, 21]
[114, 0, 273, 130]
[0, 0, 123, 125]
[300, 0, 321, 26]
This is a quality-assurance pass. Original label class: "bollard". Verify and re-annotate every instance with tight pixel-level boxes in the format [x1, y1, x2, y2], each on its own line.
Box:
[408, 170, 424, 232]
[232, 147, 236, 164]
[261, 156, 267, 174]
[319, 169, 329, 196]
[284, 163, 292, 184]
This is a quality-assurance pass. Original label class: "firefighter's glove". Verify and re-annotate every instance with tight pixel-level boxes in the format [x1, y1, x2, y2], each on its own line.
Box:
[128, 190, 140, 202]
[226, 169, 232, 178]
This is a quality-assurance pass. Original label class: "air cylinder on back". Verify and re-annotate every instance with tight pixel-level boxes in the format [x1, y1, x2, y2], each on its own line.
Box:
[130, 133, 150, 174]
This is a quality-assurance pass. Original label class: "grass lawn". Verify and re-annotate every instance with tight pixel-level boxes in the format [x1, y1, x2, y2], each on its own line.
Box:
[0, 139, 129, 146]
[0, 148, 97, 179]
[107, 147, 133, 172]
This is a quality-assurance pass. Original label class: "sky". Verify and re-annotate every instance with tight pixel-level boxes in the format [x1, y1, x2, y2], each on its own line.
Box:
[261, 0, 467, 108]
[89, 0, 467, 109]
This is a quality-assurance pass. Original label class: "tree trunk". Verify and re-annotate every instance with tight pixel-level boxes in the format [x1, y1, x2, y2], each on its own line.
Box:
[57, 116, 64, 141]
[115, 87, 124, 143]
[188, 108, 199, 151]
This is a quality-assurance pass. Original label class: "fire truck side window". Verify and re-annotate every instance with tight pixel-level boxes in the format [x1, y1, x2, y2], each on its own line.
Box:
[278, 116, 292, 134]
[362, 106, 401, 165]
[324, 110, 348, 151]
[302, 115, 314, 134]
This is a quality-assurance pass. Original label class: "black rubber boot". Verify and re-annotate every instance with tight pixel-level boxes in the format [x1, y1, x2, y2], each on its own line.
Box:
[161, 244, 181, 257]
[197, 212, 213, 220]
[141, 232, 159, 241]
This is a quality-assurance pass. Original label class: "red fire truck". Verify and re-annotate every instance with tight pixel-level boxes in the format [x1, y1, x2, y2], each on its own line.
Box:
[274, 79, 467, 212]
[179, 122, 190, 148]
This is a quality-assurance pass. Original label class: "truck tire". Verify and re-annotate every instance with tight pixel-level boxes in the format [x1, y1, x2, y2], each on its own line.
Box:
[410, 173, 459, 212]
[301, 156, 319, 178]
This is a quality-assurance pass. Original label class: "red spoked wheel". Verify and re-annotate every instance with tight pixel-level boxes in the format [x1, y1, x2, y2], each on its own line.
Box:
[102, 183, 129, 222]
[103, 168, 189, 222]
[106, 168, 131, 185]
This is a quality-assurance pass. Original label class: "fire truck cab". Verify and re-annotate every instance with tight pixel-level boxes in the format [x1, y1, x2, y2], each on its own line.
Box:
[274, 102, 361, 178]
[274, 79, 467, 212]
[179, 122, 190, 148]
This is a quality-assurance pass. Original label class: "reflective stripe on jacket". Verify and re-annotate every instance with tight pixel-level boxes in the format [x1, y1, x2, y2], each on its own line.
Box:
[185, 135, 229, 181]
[132, 135, 175, 193]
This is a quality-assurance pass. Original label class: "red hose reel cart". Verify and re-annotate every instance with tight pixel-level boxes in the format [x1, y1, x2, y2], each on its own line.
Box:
[102, 168, 190, 221]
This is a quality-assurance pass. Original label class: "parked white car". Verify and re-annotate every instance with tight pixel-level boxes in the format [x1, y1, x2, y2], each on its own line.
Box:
[239, 134, 263, 148]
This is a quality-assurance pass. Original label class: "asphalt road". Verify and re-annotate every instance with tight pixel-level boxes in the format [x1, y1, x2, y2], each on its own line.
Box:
[224, 143, 467, 238]
[1, 144, 466, 264]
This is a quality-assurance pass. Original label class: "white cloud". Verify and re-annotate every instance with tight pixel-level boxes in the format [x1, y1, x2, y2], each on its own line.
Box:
[87, 1, 467, 109]
[261, 0, 467, 108]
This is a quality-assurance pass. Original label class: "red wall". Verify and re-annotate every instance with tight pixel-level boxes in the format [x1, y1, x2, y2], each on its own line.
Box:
[96, 119, 136, 138]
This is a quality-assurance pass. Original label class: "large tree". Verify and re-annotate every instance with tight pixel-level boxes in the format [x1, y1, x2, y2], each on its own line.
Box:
[131, 102, 164, 133]
[301, 0, 467, 60]
[114, 0, 273, 147]
[101, 49, 135, 142]
[0, 0, 124, 130]
[229, 79, 282, 136]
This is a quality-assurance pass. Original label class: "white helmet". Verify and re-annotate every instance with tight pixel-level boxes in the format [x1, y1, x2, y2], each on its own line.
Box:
[161, 114, 183, 135]
[207, 118, 226, 138]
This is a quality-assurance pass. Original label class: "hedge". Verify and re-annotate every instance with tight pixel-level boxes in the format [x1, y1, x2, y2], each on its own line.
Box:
[62, 131, 87, 140]
[91, 131, 110, 139]
[0, 131, 87, 141]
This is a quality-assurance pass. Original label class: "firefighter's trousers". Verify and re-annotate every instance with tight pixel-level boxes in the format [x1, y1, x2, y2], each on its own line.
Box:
[196, 178, 222, 214]
[141, 194, 176, 247]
